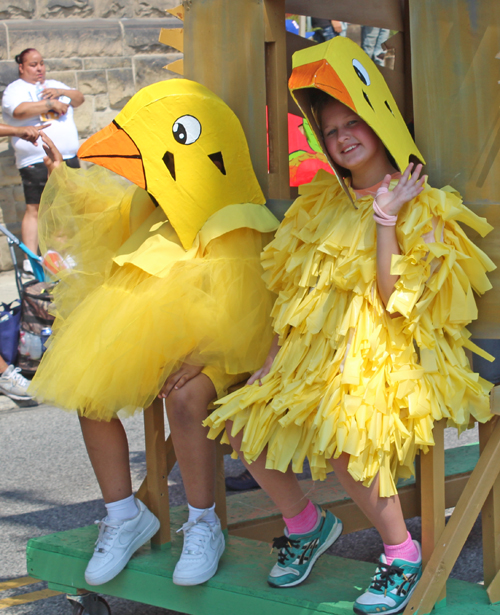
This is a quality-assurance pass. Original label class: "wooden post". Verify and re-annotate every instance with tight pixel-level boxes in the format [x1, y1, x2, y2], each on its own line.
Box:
[214, 443, 228, 531]
[417, 419, 446, 606]
[264, 0, 290, 200]
[143, 398, 171, 548]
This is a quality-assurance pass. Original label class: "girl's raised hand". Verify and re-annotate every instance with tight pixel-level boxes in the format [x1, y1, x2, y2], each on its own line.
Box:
[375, 163, 426, 217]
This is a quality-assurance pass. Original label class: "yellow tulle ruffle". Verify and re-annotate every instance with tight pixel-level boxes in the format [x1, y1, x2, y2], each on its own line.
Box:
[30, 164, 277, 420]
[205, 170, 496, 497]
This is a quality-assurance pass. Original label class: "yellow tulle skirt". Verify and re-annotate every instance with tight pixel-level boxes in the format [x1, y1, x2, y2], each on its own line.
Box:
[30, 165, 276, 420]
[206, 172, 496, 497]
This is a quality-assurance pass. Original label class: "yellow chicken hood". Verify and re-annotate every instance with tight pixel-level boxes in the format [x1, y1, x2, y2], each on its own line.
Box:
[78, 79, 266, 250]
[289, 36, 425, 195]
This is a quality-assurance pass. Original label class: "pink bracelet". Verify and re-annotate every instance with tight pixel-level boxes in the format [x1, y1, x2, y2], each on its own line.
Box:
[373, 186, 398, 226]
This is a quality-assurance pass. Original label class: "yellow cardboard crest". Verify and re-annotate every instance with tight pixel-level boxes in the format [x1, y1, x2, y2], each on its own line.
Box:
[289, 36, 425, 193]
[78, 79, 265, 250]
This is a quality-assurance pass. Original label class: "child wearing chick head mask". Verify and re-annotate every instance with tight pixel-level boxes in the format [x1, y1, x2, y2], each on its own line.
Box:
[205, 36, 496, 614]
[30, 81, 279, 588]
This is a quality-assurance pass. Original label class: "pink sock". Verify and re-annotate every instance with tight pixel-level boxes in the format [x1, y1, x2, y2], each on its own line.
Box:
[283, 500, 318, 535]
[384, 531, 420, 565]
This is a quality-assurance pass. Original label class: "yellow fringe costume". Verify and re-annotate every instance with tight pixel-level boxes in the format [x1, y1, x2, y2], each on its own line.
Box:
[206, 170, 496, 497]
[29, 163, 277, 420]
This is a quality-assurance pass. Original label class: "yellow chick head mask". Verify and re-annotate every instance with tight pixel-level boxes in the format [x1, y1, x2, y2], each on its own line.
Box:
[78, 79, 265, 250]
[289, 36, 425, 195]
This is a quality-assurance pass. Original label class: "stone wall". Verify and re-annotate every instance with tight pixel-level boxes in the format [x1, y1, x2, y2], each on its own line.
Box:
[0, 1, 182, 270]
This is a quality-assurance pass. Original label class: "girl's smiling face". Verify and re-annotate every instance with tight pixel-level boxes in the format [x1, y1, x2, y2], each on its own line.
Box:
[320, 98, 392, 182]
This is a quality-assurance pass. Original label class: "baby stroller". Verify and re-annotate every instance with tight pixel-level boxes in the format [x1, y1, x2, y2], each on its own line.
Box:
[0, 224, 54, 374]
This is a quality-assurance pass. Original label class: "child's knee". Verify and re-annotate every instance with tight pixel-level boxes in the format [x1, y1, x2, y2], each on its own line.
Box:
[164, 385, 204, 423]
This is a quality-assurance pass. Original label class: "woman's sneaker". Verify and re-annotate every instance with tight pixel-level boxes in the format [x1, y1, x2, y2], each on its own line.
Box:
[267, 506, 343, 588]
[0, 365, 34, 401]
[85, 499, 160, 586]
[173, 510, 225, 585]
[353, 542, 422, 615]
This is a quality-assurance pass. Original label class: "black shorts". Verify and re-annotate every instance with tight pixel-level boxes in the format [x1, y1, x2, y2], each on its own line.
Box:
[19, 156, 80, 205]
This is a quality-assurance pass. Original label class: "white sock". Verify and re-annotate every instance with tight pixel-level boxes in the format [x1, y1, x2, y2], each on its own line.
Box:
[188, 502, 217, 526]
[105, 494, 139, 521]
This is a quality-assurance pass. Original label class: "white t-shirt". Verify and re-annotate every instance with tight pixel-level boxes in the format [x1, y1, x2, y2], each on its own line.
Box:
[2, 78, 80, 169]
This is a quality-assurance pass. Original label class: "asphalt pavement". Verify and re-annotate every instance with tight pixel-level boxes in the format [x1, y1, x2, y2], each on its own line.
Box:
[0, 268, 485, 615]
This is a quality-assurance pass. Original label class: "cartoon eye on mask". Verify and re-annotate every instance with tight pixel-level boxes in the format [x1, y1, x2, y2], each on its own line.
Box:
[172, 115, 202, 145]
[352, 59, 371, 86]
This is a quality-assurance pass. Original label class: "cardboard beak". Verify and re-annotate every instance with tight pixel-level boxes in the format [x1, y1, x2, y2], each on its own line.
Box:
[78, 121, 146, 189]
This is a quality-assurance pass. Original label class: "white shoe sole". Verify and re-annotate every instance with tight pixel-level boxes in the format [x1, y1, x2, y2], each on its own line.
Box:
[85, 513, 160, 586]
[173, 535, 225, 586]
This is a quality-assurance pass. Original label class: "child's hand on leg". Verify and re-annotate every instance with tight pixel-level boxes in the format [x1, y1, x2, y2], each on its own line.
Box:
[375, 163, 426, 217]
[159, 363, 204, 398]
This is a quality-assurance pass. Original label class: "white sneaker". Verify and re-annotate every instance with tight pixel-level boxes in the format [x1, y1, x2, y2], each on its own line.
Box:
[85, 498, 160, 586]
[0, 365, 33, 400]
[173, 510, 225, 586]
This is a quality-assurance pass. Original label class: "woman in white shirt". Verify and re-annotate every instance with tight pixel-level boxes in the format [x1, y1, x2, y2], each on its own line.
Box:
[1, 48, 84, 274]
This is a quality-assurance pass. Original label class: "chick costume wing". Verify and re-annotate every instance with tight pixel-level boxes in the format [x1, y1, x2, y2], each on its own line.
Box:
[205, 38, 496, 497]
[30, 80, 278, 420]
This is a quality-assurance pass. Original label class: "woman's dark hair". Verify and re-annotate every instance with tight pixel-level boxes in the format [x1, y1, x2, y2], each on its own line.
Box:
[15, 48, 38, 65]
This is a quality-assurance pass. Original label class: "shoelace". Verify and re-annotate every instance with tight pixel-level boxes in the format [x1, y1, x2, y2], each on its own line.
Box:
[176, 510, 214, 555]
[93, 519, 122, 554]
[6, 367, 29, 388]
[370, 562, 405, 593]
[271, 535, 301, 564]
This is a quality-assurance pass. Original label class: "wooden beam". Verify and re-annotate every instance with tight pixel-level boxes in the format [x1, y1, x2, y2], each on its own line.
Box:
[480, 418, 500, 589]
[285, 0, 404, 31]
[265, 0, 291, 199]
[403, 418, 500, 615]
[143, 399, 171, 547]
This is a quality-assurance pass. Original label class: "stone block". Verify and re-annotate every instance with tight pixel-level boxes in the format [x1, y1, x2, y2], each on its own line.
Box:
[0, 236, 12, 272]
[83, 56, 131, 70]
[39, 0, 95, 19]
[0, 0, 35, 20]
[94, 93, 108, 111]
[123, 18, 175, 54]
[72, 96, 93, 137]
[13, 185, 25, 203]
[0, 24, 8, 62]
[76, 69, 106, 95]
[44, 58, 83, 71]
[95, 0, 132, 19]
[134, 0, 178, 18]
[95, 108, 117, 131]
[0, 61, 19, 97]
[7, 19, 124, 59]
[107, 67, 135, 109]
[46, 71, 77, 88]
[133, 54, 180, 90]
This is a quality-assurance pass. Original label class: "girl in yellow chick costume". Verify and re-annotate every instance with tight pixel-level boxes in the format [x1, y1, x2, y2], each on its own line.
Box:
[205, 37, 496, 614]
[30, 80, 278, 588]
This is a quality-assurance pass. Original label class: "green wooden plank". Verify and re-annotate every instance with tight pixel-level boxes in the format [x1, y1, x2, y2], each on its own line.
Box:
[27, 528, 499, 615]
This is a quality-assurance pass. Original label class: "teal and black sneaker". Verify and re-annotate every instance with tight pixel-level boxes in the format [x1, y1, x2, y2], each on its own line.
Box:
[353, 542, 422, 615]
[267, 506, 342, 588]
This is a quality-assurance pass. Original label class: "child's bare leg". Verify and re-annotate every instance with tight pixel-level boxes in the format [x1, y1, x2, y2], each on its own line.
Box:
[164, 373, 218, 509]
[330, 453, 407, 545]
[79, 415, 132, 503]
[226, 419, 308, 518]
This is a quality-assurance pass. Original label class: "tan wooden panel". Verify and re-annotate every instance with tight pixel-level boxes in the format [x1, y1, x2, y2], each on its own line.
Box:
[183, 0, 269, 196]
[465, 204, 500, 339]
[285, 0, 404, 31]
